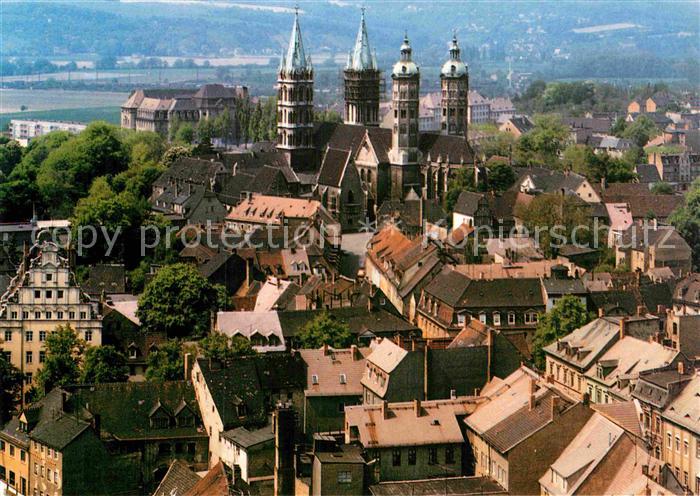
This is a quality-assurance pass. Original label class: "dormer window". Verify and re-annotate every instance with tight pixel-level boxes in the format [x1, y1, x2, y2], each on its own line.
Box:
[339, 374, 347, 384]
[312, 374, 319, 385]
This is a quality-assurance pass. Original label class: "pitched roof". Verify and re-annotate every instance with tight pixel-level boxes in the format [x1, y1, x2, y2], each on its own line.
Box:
[539, 413, 625, 495]
[277, 307, 418, 338]
[662, 373, 700, 432]
[480, 389, 573, 453]
[317, 147, 351, 187]
[29, 414, 90, 451]
[221, 424, 274, 448]
[64, 381, 201, 441]
[456, 260, 570, 280]
[422, 266, 472, 307]
[153, 460, 201, 496]
[299, 347, 371, 397]
[635, 164, 662, 183]
[458, 278, 544, 308]
[215, 310, 284, 349]
[345, 397, 479, 448]
[365, 338, 408, 373]
[592, 401, 643, 437]
[370, 476, 506, 496]
[187, 461, 229, 496]
[454, 191, 484, 216]
[544, 317, 622, 370]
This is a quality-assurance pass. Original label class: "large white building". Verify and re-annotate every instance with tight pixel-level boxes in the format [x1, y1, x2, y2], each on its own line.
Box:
[8, 119, 87, 146]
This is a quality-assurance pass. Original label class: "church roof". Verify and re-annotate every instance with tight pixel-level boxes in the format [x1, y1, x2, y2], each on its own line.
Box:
[346, 10, 377, 72]
[392, 34, 419, 78]
[441, 33, 468, 78]
[280, 10, 312, 74]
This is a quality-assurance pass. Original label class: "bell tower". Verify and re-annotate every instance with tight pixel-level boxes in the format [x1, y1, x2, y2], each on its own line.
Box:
[277, 8, 315, 170]
[440, 33, 469, 137]
[344, 9, 381, 127]
[388, 33, 421, 201]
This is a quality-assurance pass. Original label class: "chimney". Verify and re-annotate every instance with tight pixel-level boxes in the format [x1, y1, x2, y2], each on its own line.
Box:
[529, 393, 536, 411]
[550, 395, 561, 419]
[528, 378, 537, 411]
[414, 399, 422, 417]
[598, 307, 605, 318]
[323, 343, 330, 356]
[486, 328, 493, 381]
[583, 392, 590, 407]
[381, 400, 389, 420]
[184, 352, 193, 381]
[678, 361, 685, 375]
[637, 305, 646, 316]
[619, 317, 628, 340]
[350, 344, 358, 361]
[423, 343, 429, 401]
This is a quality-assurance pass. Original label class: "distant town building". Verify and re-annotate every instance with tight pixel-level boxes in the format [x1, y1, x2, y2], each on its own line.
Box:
[8, 119, 86, 146]
[0, 241, 102, 395]
[120, 84, 247, 136]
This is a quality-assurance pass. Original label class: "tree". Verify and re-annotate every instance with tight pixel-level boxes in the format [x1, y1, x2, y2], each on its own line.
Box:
[137, 263, 217, 338]
[480, 132, 516, 160]
[199, 333, 255, 361]
[146, 340, 184, 381]
[651, 182, 674, 195]
[486, 161, 516, 192]
[622, 115, 660, 148]
[36, 325, 85, 395]
[445, 167, 481, 212]
[514, 115, 569, 168]
[174, 124, 195, 145]
[515, 193, 592, 258]
[0, 355, 23, 422]
[296, 312, 353, 349]
[0, 140, 23, 176]
[669, 178, 700, 270]
[161, 145, 192, 168]
[80, 346, 129, 383]
[532, 295, 591, 369]
[214, 284, 231, 311]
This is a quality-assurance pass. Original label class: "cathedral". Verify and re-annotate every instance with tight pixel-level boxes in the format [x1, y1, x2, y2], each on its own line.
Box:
[268, 9, 476, 231]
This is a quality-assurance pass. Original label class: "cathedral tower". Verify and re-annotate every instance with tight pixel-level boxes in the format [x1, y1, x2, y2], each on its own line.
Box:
[343, 9, 381, 126]
[277, 9, 315, 170]
[388, 33, 421, 201]
[440, 33, 469, 137]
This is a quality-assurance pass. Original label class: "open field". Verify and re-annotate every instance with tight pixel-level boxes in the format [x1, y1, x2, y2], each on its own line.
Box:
[0, 107, 120, 129]
[0, 89, 127, 113]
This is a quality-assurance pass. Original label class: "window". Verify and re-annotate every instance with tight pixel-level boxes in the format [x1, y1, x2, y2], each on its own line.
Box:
[0, 466, 4, 481]
[311, 374, 318, 385]
[39, 351, 46, 363]
[158, 443, 171, 455]
[4, 330, 12, 342]
[47, 469, 51, 481]
[493, 313, 501, 326]
[667, 432, 672, 449]
[445, 446, 455, 464]
[85, 331, 93, 342]
[9, 470, 14, 487]
[684, 439, 689, 456]
[20, 450, 25, 462]
[34, 464, 37, 475]
[25, 352, 32, 364]
[337, 471, 352, 484]
[34, 290, 40, 299]
[479, 313, 486, 324]
[428, 447, 438, 465]
[339, 373, 347, 384]
[10, 311, 17, 319]
[57, 290, 63, 299]
[69, 312, 75, 319]
[508, 312, 516, 325]
[34, 312, 40, 319]
[338, 402, 345, 413]
[9, 445, 14, 456]
[54, 471, 58, 484]
[45, 312, 52, 320]
[408, 448, 416, 465]
[46, 274, 52, 281]
[39, 331, 46, 342]
[392, 448, 401, 466]
[57, 311, 63, 319]
[46, 291, 52, 299]
[676, 436, 681, 452]
[80, 312, 86, 320]
[25, 331, 33, 342]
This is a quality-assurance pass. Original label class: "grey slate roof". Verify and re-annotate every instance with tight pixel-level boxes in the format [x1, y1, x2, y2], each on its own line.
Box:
[30, 414, 90, 451]
[222, 424, 274, 448]
[153, 459, 201, 496]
